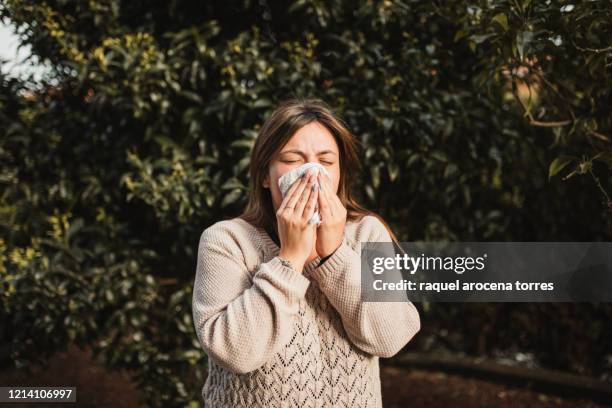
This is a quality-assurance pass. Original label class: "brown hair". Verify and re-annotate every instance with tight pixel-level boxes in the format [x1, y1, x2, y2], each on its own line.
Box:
[239, 97, 400, 247]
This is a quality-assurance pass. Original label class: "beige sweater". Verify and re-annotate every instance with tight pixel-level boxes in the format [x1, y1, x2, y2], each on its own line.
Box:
[192, 215, 421, 407]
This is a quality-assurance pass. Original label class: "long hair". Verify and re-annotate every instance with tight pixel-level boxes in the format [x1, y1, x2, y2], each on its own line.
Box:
[239, 97, 400, 247]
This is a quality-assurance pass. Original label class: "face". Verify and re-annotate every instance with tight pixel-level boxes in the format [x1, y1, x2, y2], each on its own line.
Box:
[263, 121, 341, 212]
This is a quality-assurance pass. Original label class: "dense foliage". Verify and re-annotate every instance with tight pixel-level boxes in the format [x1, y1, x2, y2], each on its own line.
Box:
[1, 0, 611, 405]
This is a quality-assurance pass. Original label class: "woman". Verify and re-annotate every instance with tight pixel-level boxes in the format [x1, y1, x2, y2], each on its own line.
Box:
[192, 98, 420, 407]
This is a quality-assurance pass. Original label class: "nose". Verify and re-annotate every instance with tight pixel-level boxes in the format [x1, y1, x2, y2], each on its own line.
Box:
[304, 154, 320, 165]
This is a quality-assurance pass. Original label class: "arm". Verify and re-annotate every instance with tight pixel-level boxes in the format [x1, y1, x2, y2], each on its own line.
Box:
[310, 216, 420, 358]
[192, 227, 311, 374]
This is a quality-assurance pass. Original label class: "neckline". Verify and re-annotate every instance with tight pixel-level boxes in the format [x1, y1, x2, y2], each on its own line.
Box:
[236, 217, 323, 275]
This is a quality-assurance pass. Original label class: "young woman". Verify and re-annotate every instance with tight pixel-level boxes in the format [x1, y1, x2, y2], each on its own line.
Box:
[192, 98, 421, 407]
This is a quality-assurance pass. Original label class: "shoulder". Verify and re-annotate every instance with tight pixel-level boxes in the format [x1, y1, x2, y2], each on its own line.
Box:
[198, 217, 258, 254]
[197, 218, 268, 274]
[198, 217, 275, 275]
[345, 213, 392, 245]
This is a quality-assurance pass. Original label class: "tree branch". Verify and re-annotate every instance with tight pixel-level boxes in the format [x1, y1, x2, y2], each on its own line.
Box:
[588, 130, 611, 143]
[528, 119, 571, 127]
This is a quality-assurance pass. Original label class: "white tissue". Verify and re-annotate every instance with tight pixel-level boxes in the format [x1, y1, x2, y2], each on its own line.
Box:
[277, 162, 330, 225]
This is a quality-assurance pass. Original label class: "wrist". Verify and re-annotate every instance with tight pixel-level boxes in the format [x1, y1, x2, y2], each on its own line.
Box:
[318, 253, 333, 266]
[320, 241, 342, 260]
[278, 251, 306, 272]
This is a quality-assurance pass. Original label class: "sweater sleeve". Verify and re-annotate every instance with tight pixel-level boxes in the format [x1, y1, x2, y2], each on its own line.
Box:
[310, 217, 420, 358]
[192, 226, 311, 374]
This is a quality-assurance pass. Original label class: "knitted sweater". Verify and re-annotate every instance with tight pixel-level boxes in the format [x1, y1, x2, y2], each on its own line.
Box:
[192, 215, 421, 407]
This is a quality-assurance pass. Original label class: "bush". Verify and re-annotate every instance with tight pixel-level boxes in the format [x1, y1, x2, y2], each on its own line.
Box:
[1, 0, 611, 405]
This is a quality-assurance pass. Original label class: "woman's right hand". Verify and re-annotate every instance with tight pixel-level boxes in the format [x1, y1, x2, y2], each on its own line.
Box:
[276, 169, 319, 272]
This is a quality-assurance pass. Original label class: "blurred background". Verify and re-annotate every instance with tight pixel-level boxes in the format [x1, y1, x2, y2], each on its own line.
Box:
[1, 0, 611, 407]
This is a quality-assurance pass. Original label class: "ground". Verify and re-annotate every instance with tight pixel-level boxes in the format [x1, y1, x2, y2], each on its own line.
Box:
[380, 365, 609, 408]
[0, 345, 609, 407]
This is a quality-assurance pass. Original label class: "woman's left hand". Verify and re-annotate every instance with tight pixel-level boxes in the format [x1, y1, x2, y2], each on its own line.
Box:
[315, 171, 347, 258]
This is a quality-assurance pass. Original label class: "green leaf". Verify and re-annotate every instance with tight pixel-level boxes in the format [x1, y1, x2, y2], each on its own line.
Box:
[453, 30, 467, 42]
[365, 184, 375, 201]
[179, 90, 202, 104]
[516, 30, 533, 60]
[491, 13, 509, 32]
[388, 162, 399, 182]
[471, 33, 496, 44]
[371, 165, 380, 188]
[430, 151, 448, 163]
[241, 129, 259, 139]
[221, 177, 244, 190]
[221, 189, 242, 207]
[548, 155, 576, 179]
[382, 118, 394, 131]
[288, 0, 308, 13]
[593, 152, 612, 169]
[252, 98, 272, 108]
[230, 139, 255, 149]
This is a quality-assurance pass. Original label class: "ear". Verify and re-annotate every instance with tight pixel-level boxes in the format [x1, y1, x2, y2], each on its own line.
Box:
[263, 174, 270, 188]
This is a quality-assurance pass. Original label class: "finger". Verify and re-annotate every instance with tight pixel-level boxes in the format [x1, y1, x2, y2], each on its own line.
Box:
[280, 170, 311, 211]
[301, 180, 319, 221]
[317, 173, 333, 219]
[294, 171, 316, 216]
[279, 172, 303, 208]
[320, 172, 341, 212]
[285, 173, 311, 212]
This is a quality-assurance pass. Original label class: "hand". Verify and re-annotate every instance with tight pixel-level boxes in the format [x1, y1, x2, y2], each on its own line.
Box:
[277, 169, 320, 271]
[315, 171, 347, 259]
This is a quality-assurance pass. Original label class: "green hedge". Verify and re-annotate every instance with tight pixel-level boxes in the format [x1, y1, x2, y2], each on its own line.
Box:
[1, 0, 611, 405]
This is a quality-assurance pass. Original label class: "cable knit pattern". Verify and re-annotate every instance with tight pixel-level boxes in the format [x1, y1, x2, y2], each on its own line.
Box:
[192, 215, 421, 407]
